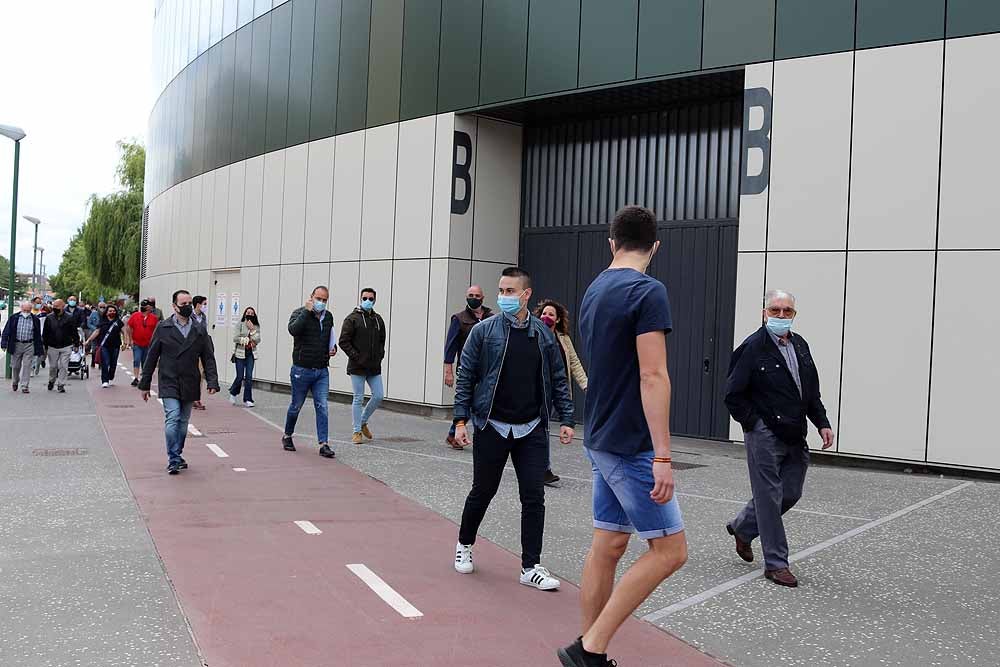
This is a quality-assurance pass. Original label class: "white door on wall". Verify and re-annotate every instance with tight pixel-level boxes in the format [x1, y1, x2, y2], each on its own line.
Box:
[210, 271, 240, 386]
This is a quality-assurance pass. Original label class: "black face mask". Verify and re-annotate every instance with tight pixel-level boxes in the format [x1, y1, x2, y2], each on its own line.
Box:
[243, 315, 259, 326]
[177, 304, 193, 318]
[467, 297, 483, 310]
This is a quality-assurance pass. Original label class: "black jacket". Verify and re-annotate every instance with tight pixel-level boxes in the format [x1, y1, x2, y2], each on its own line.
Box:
[1, 313, 44, 356]
[42, 310, 81, 349]
[338, 308, 386, 376]
[288, 307, 336, 368]
[138, 317, 220, 401]
[725, 326, 831, 446]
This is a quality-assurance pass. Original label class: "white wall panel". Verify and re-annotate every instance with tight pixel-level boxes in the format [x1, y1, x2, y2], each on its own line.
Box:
[281, 144, 309, 264]
[239, 265, 260, 336]
[358, 260, 393, 390]
[764, 252, 846, 450]
[927, 252, 1000, 470]
[259, 150, 286, 266]
[939, 33, 1000, 250]
[450, 115, 477, 259]
[199, 170, 215, 270]
[275, 263, 303, 384]
[171, 182, 184, 272]
[255, 265, 280, 382]
[849, 42, 943, 251]
[729, 252, 766, 441]
[472, 118, 521, 264]
[331, 131, 365, 262]
[361, 123, 399, 260]
[329, 261, 361, 393]
[241, 156, 265, 266]
[424, 259, 476, 406]
[393, 117, 436, 259]
[431, 113, 456, 258]
[768, 53, 852, 251]
[304, 137, 335, 263]
[387, 260, 430, 402]
[738, 62, 773, 253]
[471, 261, 504, 315]
[211, 165, 230, 269]
[301, 263, 331, 302]
[839, 251, 934, 461]
[226, 161, 246, 268]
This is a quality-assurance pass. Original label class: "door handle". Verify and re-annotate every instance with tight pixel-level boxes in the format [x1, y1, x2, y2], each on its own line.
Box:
[703, 357, 711, 374]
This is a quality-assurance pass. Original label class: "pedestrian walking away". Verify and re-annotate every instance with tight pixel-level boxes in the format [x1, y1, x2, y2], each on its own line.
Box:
[88, 303, 105, 367]
[229, 306, 261, 407]
[338, 288, 386, 445]
[138, 289, 220, 475]
[85, 304, 125, 388]
[561, 206, 688, 667]
[191, 295, 208, 410]
[283, 286, 338, 459]
[724, 289, 834, 588]
[452, 267, 575, 592]
[125, 300, 159, 387]
[1, 301, 44, 393]
[535, 299, 588, 487]
[443, 285, 493, 449]
[42, 299, 81, 393]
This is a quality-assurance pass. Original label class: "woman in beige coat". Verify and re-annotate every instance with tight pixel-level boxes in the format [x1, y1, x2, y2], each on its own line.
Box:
[229, 307, 261, 407]
[534, 299, 588, 486]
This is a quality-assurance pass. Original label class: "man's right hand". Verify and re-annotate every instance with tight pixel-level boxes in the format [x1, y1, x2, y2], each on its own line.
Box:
[455, 424, 471, 447]
[140, 390, 150, 402]
[444, 366, 454, 387]
[650, 462, 675, 504]
[304, 298, 314, 311]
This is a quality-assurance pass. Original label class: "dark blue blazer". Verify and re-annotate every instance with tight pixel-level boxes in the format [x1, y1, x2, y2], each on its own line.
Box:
[725, 326, 831, 446]
[1, 312, 45, 356]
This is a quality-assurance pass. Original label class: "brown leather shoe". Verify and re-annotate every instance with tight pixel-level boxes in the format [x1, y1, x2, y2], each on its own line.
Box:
[765, 568, 798, 587]
[726, 524, 754, 563]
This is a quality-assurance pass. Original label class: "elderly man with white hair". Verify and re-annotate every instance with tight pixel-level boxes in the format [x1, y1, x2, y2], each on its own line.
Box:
[1, 300, 45, 393]
[723, 289, 835, 588]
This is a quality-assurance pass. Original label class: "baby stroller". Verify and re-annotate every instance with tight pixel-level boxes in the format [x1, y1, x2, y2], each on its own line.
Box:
[67, 345, 89, 380]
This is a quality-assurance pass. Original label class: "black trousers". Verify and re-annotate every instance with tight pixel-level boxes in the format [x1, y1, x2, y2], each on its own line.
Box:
[458, 423, 548, 569]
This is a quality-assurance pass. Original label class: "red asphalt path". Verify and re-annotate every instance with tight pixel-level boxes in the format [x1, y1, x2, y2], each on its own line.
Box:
[92, 380, 723, 667]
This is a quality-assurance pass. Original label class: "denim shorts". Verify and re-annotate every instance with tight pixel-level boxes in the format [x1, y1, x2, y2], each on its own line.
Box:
[586, 448, 685, 540]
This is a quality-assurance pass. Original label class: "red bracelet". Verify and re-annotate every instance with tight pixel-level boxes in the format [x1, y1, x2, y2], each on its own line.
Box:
[652, 456, 672, 464]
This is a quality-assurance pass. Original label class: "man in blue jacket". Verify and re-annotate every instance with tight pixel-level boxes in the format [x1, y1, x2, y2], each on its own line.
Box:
[1, 300, 45, 393]
[452, 266, 575, 591]
[724, 289, 835, 588]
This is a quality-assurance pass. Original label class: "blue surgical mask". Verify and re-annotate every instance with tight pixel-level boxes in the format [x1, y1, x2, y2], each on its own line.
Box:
[360, 299, 374, 311]
[497, 294, 523, 316]
[313, 301, 327, 312]
[766, 317, 793, 337]
[68, 300, 77, 307]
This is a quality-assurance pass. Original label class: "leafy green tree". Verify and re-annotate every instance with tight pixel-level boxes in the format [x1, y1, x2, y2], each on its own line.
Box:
[48, 227, 116, 303]
[0, 254, 29, 299]
[82, 140, 144, 296]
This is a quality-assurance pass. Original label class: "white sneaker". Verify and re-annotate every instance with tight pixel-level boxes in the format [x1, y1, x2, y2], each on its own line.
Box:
[108, 379, 114, 386]
[228, 393, 237, 405]
[520, 565, 560, 591]
[101, 382, 109, 388]
[244, 400, 255, 408]
[454, 543, 474, 574]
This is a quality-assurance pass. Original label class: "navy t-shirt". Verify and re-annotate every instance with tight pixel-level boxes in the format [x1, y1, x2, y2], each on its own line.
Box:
[579, 268, 672, 456]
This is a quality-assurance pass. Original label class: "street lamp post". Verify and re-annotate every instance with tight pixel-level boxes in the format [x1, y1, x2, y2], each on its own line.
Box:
[1, 123, 26, 379]
[24, 216, 40, 297]
[37, 248, 45, 296]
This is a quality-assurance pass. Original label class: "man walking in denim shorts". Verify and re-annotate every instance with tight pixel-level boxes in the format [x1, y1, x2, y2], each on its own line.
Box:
[559, 206, 688, 667]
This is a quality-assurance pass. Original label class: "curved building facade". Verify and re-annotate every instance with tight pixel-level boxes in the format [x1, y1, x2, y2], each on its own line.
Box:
[143, 0, 1000, 471]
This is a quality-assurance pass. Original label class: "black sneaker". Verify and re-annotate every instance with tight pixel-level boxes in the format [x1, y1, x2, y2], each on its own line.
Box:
[318, 444, 335, 459]
[12, 382, 17, 392]
[57, 385, 66, 393]
[544, 469, 561, 487]
[167, 463, 180, 475]
[282, 435, 296, 452]
[178, 458, 188, 470]
[557, 638, 616, 667]
[47, 381, 54, 391]
[131, 378, 139, 387]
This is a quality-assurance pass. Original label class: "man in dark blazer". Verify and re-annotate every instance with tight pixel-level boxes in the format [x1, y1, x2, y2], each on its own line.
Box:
[724, 289, 834, 588]
[139, 289, 220, 475]
[1, 300, 45, 393]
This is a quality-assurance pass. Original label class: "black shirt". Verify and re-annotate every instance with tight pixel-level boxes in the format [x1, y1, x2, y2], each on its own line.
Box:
[490, 325, 543, 424]
[95, 317, 124, 349]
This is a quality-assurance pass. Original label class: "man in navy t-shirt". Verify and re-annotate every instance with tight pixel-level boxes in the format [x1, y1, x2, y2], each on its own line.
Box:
[558, 206, 688, 667]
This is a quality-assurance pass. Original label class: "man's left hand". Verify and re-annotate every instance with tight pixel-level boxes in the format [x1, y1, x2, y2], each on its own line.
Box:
[559, 426, 574, 445]
[207, 388, 218, 395]
[329, 347, 338, 357]
[140, 390, 150, 402]
[820, 428, 835, 450]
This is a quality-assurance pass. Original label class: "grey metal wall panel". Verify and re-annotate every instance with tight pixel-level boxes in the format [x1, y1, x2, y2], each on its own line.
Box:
[205, 47, 220, 171]
[857, 0, 945, 49]
[309, 0, 342, 141]
[637, 0, 702, 78]
[232, 24, 253, 162]
[703, 0, 775, 68]
[480, 0, 529, 105]
[947, 0, 1000, 38]
[526, 0, 581, 96]
[336, 0, 372, 133]
[218, 33, 237, 169]
[266, 2, 292, 153]
[438, 0, 483, 112]
[247, 13, 271, 158]
[775, 0, 855, 59]
[400, 0, 442, 120]
[579, 0, 637, 87]
[367, 0, 405, 127]
[287, 0, 316, 146]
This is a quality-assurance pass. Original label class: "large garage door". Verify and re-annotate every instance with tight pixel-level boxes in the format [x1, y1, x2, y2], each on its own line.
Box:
[520, 99, 741, 439]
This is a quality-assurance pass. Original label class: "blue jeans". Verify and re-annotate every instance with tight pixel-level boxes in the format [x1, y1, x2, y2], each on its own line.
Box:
[132, 344, 148, 371]
[100, 345, 120, 384]
[162, 398, 194, 466]
[587, 448, 685, 540]
[284, 365, 330, 444]
[351, 374, 384, 433]
[230, 355, 255, 402]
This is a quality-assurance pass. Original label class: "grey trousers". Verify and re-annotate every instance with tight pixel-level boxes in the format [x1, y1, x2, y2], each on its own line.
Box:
[730, 419, 809, 570]
[10, 345, 34, 388]
[47, 345, 72, 387]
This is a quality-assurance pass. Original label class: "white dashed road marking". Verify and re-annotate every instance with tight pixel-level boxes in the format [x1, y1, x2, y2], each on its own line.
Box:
[347, 564, 423, 619]
[232, 467, 247, 472]
[205, 443, 229, 458]
[295, 520, 322, 535]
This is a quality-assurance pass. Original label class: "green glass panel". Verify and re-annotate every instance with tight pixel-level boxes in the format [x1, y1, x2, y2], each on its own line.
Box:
[438, 0, 483, 112]
[247, 14, 271, 158]
[337, 0, 372, 133]
[310, 0, 342, 141]
[367, 0, 405, 127]
[266, 2, 292, 153]
[857, 0, 945, 49]
[579, 0, 637, 87]
[776, 0, 855, 59]
[638, 0, 702, 78]
[947, 0, 1000, 38]
[480, 0, 528, 105]
[218, 34, 237, 167]
[287, 0, 316, 146]
[205, 47, 220, 171]
[703, 0, 775, 69]
[193, 61, 206, 176]
[400, 0, 441, 120]
[526, 0, 580, 96]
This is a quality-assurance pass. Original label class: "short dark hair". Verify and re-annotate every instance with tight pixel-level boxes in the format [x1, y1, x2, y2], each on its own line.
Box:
[192, 295, 206, 306]
[172, 289, 190, 304]
[360, 287, 377, 299]
[311, 285, 329, 296]
[610, 205, 657, 252]
[501, 266, 531, 288]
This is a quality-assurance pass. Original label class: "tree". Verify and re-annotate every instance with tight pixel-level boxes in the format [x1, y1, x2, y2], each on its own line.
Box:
[0, 254, 29, 299]
[82, 140, 144, 296]
[48, 227, 116, 303]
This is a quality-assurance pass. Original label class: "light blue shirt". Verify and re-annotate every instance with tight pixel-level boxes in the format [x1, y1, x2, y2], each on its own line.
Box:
[487, 309, 541, 439]
[174, 315, 192, 339]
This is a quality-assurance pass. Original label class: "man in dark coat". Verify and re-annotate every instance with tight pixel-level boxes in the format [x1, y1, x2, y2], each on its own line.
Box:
[724, 289, 834, 588]
[139, 289, 220, 475]
[442, 284, 493, 448]
[1, 300, 44, 393]
[338, 287, 387, 445]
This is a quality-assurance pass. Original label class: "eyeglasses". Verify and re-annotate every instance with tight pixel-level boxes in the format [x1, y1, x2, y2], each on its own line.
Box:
[766, 306, 797, 317]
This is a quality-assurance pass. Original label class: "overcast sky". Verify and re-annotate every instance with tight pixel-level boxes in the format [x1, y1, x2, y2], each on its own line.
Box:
[0, 0, 153, 279]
